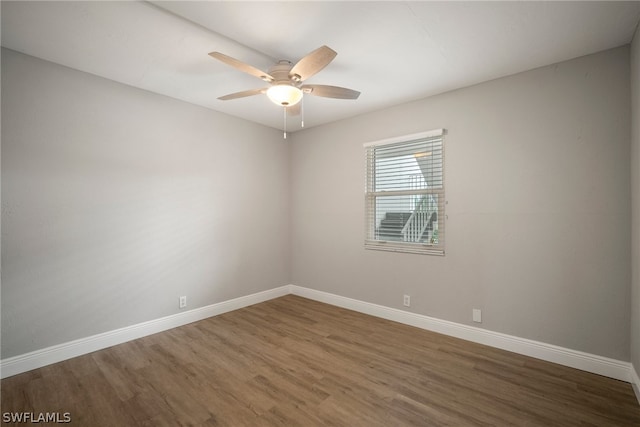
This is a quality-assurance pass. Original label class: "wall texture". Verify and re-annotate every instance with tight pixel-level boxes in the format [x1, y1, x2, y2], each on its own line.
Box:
[1, 49, 290, 359]
[291, 47, 631, 361]
[631, 32, 640, 375]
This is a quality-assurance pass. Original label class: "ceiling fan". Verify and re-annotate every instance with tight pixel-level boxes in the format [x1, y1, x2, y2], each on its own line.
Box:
[208, 45, 360, 112]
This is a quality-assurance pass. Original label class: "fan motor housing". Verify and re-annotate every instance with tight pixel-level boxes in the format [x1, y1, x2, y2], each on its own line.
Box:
[269, 60, 301, 87]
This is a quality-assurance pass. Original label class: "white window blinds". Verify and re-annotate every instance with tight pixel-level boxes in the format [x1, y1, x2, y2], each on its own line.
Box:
[364, 130, 445, 255]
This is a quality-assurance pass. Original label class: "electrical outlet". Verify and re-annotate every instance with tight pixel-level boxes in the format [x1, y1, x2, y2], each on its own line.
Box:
[179, 296, 187, 309]
[403, 294, 411, 307]
[473, 308, 482, 323]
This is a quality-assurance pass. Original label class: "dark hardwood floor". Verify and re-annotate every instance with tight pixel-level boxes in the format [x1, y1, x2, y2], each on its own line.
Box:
[2, 295, 639, 426]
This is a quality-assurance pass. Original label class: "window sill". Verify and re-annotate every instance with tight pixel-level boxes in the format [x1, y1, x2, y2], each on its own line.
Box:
[364, 240, 445, 256]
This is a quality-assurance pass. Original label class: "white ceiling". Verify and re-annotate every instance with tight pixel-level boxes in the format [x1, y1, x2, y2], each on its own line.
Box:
[3, 1, 640, 132]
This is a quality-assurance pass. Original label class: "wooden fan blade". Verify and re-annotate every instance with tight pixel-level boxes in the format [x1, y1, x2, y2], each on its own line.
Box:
[286, 103, 301, 116]
[209, 52, 274, 82]
[289, 46, 337, 82]
[218, 88, 266, 101]
[302, 84, 360, 99]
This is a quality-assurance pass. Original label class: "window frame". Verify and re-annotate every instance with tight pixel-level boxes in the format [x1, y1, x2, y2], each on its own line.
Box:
[364, 129, 446, 256]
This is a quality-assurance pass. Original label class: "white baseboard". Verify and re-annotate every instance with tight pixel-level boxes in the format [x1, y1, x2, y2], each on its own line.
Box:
[289, 285, 633, 383]
[632, 364, 640, 405]
[2, 283, 635, 386]
[0, 286, 290, 379]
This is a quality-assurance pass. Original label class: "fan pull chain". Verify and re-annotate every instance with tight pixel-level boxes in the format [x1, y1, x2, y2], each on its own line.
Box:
[283, 106, 287, 139]
[301, 98, 305, 128]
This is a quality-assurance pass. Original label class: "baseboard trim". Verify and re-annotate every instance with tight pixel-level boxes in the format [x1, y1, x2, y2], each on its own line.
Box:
[631, 365, 640, 405]
[289, 285, 633, 383]
[0, 286, 290, 379]
[2, 284, 634, 385]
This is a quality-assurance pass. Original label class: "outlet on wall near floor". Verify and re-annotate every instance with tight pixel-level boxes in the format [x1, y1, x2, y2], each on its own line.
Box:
[179, 296, 187, 309]
[473, 308, 482, 323]
[403, 294, 411, 307]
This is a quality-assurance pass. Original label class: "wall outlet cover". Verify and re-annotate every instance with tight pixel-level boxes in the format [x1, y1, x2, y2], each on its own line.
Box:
[403, 295, 411, 307]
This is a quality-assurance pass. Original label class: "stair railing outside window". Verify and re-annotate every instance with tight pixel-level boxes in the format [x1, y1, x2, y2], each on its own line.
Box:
[401, 194, 438, 243]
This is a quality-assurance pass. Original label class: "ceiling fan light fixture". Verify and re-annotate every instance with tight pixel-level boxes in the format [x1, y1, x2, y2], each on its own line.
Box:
[266, 84, 303, 106]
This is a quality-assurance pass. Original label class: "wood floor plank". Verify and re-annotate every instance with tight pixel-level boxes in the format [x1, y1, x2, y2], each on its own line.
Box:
[2, 295, 639, 426]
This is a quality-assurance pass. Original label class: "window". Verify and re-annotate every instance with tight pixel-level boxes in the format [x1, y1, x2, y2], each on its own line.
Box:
[364, 129, 445, 255]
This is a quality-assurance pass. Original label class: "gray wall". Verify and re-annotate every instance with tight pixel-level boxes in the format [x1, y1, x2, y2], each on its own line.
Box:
[1, 49, 290, 359]
[291, 47, 631, 360]
[2, 45, 634, 365]
[631, 34, 640, 373]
